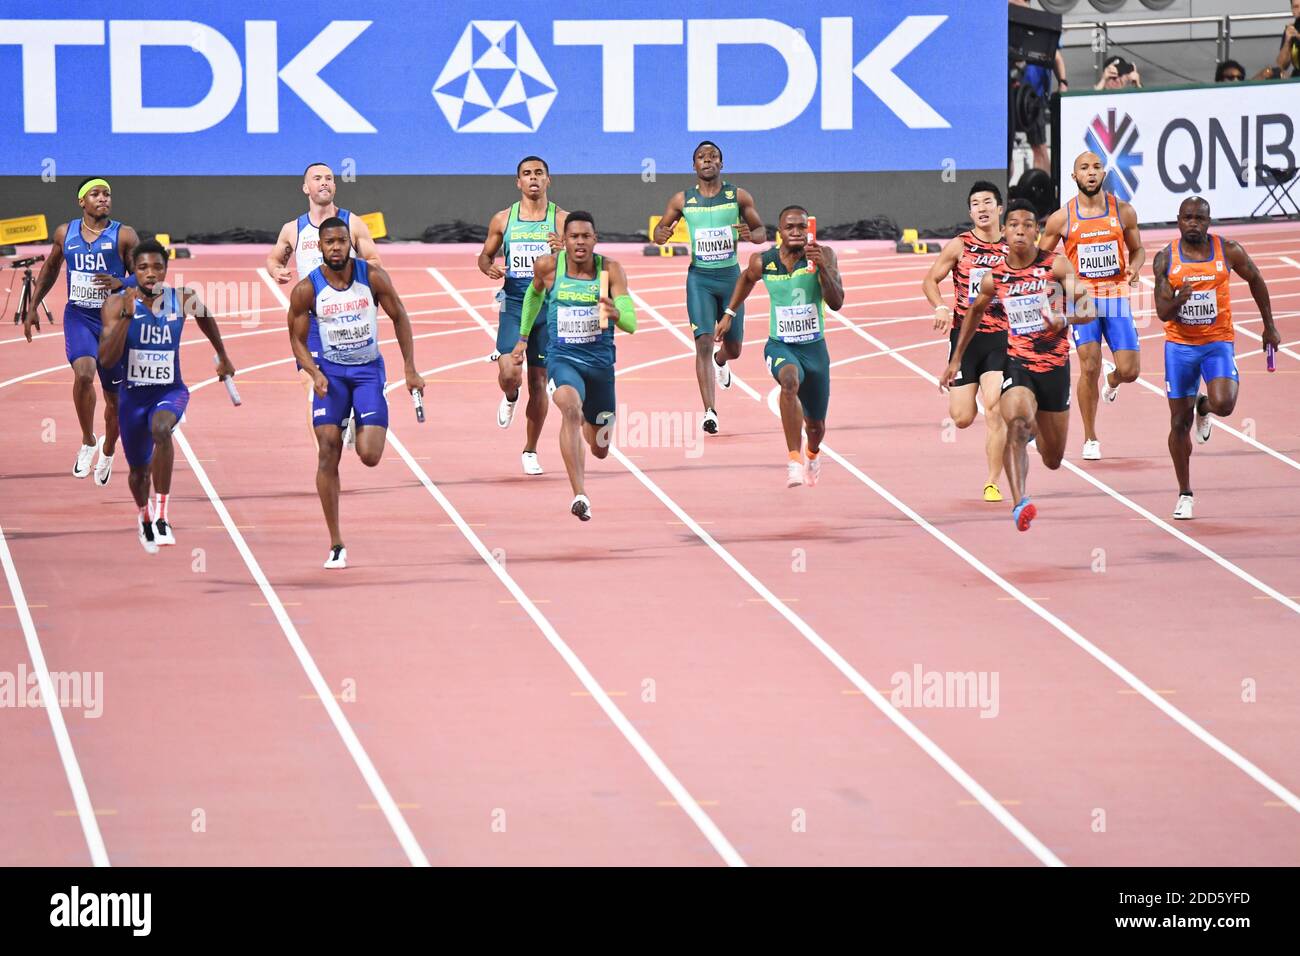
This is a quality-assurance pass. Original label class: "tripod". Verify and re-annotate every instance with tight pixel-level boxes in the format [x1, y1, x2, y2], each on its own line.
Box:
[5, 256, 56, 327]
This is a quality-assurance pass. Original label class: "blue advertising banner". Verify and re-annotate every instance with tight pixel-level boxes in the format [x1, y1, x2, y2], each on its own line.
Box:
[0, 2, 1006, 176]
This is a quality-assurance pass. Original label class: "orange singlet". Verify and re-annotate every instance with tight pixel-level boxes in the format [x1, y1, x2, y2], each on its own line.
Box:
[1163, 235, 1234, 345]
[1063, 193, 1128, 300]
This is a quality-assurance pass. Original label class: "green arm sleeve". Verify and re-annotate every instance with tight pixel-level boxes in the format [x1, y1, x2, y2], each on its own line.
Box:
[519, 282, 545, 338]
[614, 293, 636, 333]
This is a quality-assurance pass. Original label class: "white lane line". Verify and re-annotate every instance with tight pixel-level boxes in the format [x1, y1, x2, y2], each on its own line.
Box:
[0, 522, 110, 866]
[452, 275, 1063, 863]
[832, 311, 1300, 617]
[417, 267, 749, 866]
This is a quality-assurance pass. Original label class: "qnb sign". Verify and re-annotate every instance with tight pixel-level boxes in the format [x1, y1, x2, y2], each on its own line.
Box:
[549, 16, 951, 132]
[0, 19, 375, 133]
[1157, 112, 1295, 193]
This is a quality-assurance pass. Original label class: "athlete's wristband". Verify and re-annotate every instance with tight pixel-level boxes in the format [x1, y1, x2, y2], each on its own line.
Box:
[723, 307, 737, 318]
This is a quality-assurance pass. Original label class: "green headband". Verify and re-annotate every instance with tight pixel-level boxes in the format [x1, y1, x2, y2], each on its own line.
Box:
[78, 178, 110, 200]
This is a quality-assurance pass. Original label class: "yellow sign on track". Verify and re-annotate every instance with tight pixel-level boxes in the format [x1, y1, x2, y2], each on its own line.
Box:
[0, 214, 49, 245]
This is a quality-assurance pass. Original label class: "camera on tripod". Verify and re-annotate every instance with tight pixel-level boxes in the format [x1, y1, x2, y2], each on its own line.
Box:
[4, 253, 56, 327]
[10, 255, 44, 269]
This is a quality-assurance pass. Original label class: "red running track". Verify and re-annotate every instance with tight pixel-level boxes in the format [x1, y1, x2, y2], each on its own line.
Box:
[1, 222, 1297, 865]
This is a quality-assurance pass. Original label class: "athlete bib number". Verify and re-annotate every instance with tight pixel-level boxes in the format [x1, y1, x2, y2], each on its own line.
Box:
[507, 241, 549, 280]
[69, 271, 107, 307]
[1005, 293, 1049, 336]
[1077, 240, 1121, 279]
[321, 314, 374, 352]
[776, 303, 820, 343]
[1178, 288, 1218, 326]
[127, 348, 175, 385]
[557, 304, 600, 345]
[967, 267, 991, 303]
[693, 226, 735, 263]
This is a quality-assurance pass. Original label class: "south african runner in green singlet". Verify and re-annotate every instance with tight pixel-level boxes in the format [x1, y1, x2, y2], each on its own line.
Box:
[512, 211, 638, 522]
[653, 140, 766, 435]
[477, 156, 567, 476]
[726, 205, 844, 489]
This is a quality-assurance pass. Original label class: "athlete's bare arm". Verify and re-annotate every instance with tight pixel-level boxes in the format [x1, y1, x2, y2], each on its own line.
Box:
[724, 251, 764, 318]
[112, 226, 139, 285]
[350, 216, 382, 269]
[367, 267, 425, 394]
[97, 292, 132, 367]
[180, 286, 236, 379]
[1225, 239, 1280, 349]
[653, 192, 686, 245]
[266, 221, 297, 284]
[1052, 254, 1092, 324]
[923, 235, 965, 332]
[550, 208, 568, 252]
[1038, 208, 1067, 251]
[477, 209, 510, 279]
[807, 243, 844, 311]
[1118, 201, 1145, 284]
[1152, 247, 1191, 323]
[22, 223, 68, 339]
[736, 188, 767, 244]
[287, 279, 326, 395]
[600, 259, 633, 332]
[940, 271, 995, 389]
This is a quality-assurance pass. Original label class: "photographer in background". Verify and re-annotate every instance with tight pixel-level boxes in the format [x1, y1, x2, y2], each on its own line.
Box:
[1095, 56, 1142, 91]
[1273, 1, 1300, 78]
[1009, 0, 1067, 174]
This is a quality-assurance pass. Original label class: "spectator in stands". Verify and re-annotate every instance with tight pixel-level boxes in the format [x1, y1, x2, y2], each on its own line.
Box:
[1095, 56, 1142, 90]
[1214, 60, 1246, 82]
[1275, 1, 1300, 78]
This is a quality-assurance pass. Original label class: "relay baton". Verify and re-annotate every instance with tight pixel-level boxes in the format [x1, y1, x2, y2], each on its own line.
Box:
[598, 268, 610, 330]
[214, 355, 241, 406]
[1266, 343, 1276, 372]
[412, 388, 425, 423]
[808, 215, 818, 273]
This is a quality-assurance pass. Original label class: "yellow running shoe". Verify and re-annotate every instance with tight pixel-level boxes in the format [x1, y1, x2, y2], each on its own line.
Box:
[983, 483, 1003, 503]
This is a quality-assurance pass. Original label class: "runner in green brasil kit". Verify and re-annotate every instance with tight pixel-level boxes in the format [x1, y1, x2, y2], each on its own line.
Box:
[654, 141, 766, 435]
[478, 156, 567, 475]
[512, 212, 637, 522]
[724, 206, 844, 489]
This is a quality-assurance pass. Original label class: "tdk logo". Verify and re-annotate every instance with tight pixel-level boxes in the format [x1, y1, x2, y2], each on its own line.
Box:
[435, 16, 952, 134]
[433, 22, 557, 133]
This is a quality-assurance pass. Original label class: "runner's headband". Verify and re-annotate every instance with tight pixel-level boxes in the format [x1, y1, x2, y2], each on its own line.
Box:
[78, 179, 110, 200]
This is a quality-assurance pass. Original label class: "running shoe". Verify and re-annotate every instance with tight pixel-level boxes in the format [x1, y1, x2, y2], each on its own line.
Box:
[571, 495, 591, 521]
[983, 482, 1003, 503]
[1082, 439, 1101, 461]
[138, 515, 159, 554]
[93, 441, 114, 487]
[702, 408, 719, 435]
[787, 460, 804, 488]
[323, 545, 347, 569]
[1012, 497, 1037, 532]
[154, 519, 175, 546]
[73, 437, 98, 479]
[1194, 394, 1212, 444]
[1173, 494, 1194, 520]
[714, 352, 732, 390]
[804, 456, 821, 486]
[1102, 359, 1119, 403]
[498, 393, 517, 429]
[521, 451, 543, 476]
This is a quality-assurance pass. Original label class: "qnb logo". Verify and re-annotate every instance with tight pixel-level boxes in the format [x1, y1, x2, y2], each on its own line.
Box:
[1086, 108, 1143, 202]
[432, 21, 557, 133]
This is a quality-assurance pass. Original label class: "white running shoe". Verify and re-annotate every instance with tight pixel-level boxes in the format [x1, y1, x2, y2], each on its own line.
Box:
[714, 353, 732, 390]
[93, 443, 113, 487]
[1102, 359, 1119, 403]
[73, 438, 98, 479]
[702, 408, 719, 435]
[571, 495, 592, 521]
[1082, 439, 1101, 461]
[323, 545, 347, 569]
[1194, 394, 1212, 444]
[787, 460, 805, 488]
[342, 413, 356, 449]
[154, 518, 176, 546]
[804, 456, 821, 486]
[498, 393, 518, 429]
[521, 451, 543, 476]
[1173, 494, 1194, 520]
[137, 516, 159, 554]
